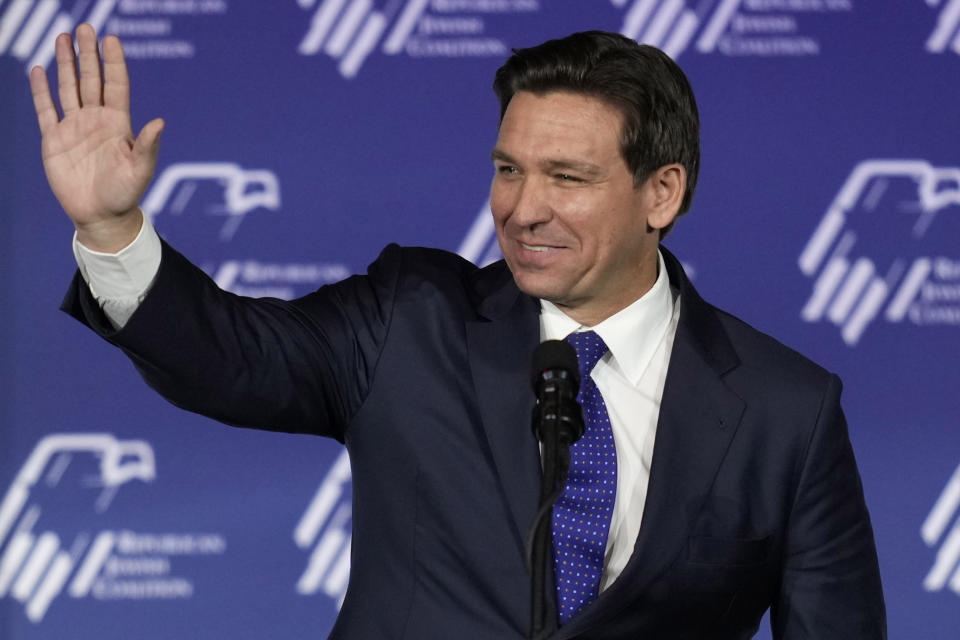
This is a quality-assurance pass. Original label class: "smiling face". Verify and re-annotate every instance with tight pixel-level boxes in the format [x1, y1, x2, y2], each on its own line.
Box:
[491, 91, 677, 326]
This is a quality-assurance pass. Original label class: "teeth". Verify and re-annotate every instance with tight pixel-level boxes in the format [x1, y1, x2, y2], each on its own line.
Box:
[521, 243, 549, 252]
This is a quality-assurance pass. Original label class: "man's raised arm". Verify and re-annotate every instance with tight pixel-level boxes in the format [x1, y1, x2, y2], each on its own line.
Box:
[32, 26, 397, 440]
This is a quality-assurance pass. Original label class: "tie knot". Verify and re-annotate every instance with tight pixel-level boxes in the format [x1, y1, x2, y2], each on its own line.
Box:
[564, 331, 609, 377]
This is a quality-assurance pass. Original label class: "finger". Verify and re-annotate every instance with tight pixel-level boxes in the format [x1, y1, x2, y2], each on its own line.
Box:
[55, 32, 80, 114]
[29, 66, 60, 134]
[133, 118, 165, 162]
[102, 35, 129, 112]
[76, 24, 103, 107]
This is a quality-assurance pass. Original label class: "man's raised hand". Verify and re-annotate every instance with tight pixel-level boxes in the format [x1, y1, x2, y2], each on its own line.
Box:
[29, 24, 163, 252]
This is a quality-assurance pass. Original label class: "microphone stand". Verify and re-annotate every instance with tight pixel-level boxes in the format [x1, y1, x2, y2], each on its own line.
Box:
[527, 370, 582, 640]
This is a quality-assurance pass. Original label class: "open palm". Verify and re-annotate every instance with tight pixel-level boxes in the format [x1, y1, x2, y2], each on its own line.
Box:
[30, 24, 162, 251]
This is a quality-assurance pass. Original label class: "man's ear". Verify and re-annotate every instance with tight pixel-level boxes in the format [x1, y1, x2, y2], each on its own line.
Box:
[644, 163, 686, 232]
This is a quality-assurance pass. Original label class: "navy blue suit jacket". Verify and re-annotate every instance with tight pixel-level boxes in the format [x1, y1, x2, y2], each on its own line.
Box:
[63, 241, 885, 639]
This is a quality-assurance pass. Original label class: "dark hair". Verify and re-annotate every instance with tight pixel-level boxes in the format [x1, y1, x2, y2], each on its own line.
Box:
[493, 31, 700, 237]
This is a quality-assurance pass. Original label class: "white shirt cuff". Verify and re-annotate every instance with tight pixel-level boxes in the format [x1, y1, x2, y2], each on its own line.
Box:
[72, 211, 162, 328]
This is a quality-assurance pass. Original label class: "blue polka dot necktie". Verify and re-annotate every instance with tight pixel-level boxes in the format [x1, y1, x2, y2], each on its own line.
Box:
[552, 330, 617, 624]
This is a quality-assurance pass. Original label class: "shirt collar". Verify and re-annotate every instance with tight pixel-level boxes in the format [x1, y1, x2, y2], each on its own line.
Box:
[539, 250, 675, 386]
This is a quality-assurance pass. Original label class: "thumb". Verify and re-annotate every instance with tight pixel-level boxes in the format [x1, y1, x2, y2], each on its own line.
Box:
[133, 117, 165, 162]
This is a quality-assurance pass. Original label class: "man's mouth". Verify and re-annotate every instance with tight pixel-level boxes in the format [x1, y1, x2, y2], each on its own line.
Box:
[520, 242, 563, 252]
[521, 243, 550, 252]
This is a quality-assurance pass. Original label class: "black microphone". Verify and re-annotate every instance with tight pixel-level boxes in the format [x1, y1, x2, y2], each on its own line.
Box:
[528, 340, 584, 639]
[530, 340, 584, 446]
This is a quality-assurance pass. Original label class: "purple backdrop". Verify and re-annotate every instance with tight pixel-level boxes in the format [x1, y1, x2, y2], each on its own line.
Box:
[2, 1, 959, 637]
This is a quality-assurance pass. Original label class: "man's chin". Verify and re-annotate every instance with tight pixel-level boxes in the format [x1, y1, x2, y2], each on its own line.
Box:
[509, 271, 570, 303]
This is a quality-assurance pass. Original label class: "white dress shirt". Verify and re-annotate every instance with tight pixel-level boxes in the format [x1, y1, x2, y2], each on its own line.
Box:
[73, 215, 681, 590]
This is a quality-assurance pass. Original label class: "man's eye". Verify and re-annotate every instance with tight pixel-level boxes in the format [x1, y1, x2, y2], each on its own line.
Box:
[497, 165, 518, 175]
[558, 173, 581, 182]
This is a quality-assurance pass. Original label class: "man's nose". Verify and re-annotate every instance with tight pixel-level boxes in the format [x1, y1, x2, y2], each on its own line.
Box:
[509, 178, 552, 228]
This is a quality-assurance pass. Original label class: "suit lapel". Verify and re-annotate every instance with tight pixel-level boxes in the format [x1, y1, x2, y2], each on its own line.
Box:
[618, 324, 745, 583]
[465, 263, 543, 555]
[553, 248, 746, 638]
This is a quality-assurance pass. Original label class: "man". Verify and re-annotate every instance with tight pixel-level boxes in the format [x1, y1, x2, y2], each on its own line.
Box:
[32, 25, 884, 639]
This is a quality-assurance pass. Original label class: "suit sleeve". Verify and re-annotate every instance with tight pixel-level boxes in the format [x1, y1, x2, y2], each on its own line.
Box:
[60, 238, 401, 442]
[771, 374, 886, 639]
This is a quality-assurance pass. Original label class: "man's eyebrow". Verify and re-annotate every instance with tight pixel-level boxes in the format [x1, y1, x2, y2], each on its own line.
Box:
[543, 159, 604, 177]
[490, 149, 604, 176]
